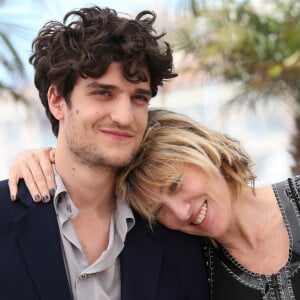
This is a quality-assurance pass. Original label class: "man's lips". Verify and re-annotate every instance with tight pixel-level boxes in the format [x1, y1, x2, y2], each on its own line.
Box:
[100, 129, 135, 139]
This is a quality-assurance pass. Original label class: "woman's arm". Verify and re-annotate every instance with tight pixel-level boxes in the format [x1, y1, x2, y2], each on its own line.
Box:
[8, 147, 56, 202]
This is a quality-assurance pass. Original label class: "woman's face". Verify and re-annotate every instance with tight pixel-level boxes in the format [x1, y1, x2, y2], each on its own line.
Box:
[147, 163, 234, 239]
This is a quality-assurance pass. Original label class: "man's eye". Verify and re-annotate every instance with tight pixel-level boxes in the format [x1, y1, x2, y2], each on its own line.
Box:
[92, 90, 110, 96]
[134, 95, 150, 103]
[97, 90, 109, 96]
[169, 178, 180, 192]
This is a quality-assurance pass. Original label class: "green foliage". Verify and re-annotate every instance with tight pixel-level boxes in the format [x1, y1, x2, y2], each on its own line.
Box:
[0, 31, 24, 75]
[0, 5, 28, 102]
[173, 0, 300, 107]
[174, 0, 300, 173]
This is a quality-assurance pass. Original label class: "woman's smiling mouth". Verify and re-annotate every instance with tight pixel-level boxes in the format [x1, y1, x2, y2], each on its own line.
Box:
[192, 201, 208, 225]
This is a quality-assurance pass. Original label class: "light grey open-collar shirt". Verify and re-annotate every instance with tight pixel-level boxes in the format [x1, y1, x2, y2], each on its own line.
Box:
[53, 167, 135, 300]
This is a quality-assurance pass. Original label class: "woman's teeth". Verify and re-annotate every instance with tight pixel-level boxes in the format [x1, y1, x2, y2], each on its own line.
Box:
[192, 201, 208, 225]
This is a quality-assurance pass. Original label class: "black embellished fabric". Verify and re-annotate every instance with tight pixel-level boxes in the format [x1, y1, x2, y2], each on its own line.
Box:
[203, 176, 300, 300]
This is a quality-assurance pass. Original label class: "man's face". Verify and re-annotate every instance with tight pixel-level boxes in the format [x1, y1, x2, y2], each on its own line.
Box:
[60, 62, 152, 170]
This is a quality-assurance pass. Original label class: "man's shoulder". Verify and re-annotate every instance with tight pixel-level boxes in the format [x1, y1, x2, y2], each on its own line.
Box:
[0, 179, 13, 202]
[122, 211, 208, 299]
[131, 211, 203, 247]
[0, 179, 35, 216]
[0, 179, 16, 207]
[0, 178, 31, 199]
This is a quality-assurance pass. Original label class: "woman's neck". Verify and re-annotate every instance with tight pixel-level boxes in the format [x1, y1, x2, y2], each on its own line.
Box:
[215, 185, 289, 275]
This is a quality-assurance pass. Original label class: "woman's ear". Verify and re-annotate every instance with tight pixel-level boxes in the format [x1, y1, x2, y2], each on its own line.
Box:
[47, 85, 65, 120]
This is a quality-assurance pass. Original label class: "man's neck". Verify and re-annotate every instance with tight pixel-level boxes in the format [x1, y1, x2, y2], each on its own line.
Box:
[55, 149, 117, 213]
[55, 148, 118, 264]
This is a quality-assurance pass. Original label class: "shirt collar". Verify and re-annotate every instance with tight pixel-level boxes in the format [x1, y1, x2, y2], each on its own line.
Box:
[114, 196, 135, 242]
[52, 164, 135, 236]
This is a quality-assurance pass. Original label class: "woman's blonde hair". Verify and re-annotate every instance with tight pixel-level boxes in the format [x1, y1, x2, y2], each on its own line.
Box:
[116, 108, 256, 222]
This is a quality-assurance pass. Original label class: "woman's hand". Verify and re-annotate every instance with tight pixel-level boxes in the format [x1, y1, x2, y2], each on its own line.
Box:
[8, 147, 56, 202]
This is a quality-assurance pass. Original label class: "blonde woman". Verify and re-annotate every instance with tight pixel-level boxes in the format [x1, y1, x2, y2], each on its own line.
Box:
[9, 109, 300, 299]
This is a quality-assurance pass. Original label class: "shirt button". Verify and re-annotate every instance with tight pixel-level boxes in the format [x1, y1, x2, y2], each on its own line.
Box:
[79, 273, 89, 280]
[67, 203, 72, 213]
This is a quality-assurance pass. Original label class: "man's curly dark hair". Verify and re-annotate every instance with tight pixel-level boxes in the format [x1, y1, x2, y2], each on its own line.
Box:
[29, 6, 177, 136]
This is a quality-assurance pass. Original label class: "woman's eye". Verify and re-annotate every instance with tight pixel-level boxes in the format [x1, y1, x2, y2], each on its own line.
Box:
[153, 206, 163, 219]
[169, 178, 181, 192]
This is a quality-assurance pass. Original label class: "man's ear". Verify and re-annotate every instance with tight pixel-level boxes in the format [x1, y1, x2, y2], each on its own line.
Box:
[48, 85, 65, 120]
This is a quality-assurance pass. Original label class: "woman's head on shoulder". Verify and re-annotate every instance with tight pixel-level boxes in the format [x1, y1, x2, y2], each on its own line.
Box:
[117, 108, 256, 223]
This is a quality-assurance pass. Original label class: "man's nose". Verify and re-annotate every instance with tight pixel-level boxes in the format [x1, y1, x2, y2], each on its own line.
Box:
[110, 96, 134, 126]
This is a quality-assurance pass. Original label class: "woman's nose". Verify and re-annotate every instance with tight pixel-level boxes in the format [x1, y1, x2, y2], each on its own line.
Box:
[167, 199, 192, 221]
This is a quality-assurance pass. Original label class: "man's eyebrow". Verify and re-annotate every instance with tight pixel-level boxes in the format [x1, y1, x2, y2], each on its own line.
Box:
[85, 82, 152, 96]
[85, 82, 116, 90]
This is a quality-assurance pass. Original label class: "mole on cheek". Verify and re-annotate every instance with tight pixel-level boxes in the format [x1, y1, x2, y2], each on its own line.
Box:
[75, 109, 79, 114]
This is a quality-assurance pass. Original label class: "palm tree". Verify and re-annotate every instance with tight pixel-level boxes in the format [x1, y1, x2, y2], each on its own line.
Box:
[0, 29, 26, 101]
[172, 0, 300, 173]
[0, 1, 29, 102]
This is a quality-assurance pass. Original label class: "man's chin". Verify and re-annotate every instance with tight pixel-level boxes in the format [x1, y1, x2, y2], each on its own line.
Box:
[91, 155, 134, 169]
[111, 157, 134, 168]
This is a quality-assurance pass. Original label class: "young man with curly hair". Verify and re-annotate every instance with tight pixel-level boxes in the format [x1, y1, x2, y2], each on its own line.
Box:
[1, 6, 208, 300]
